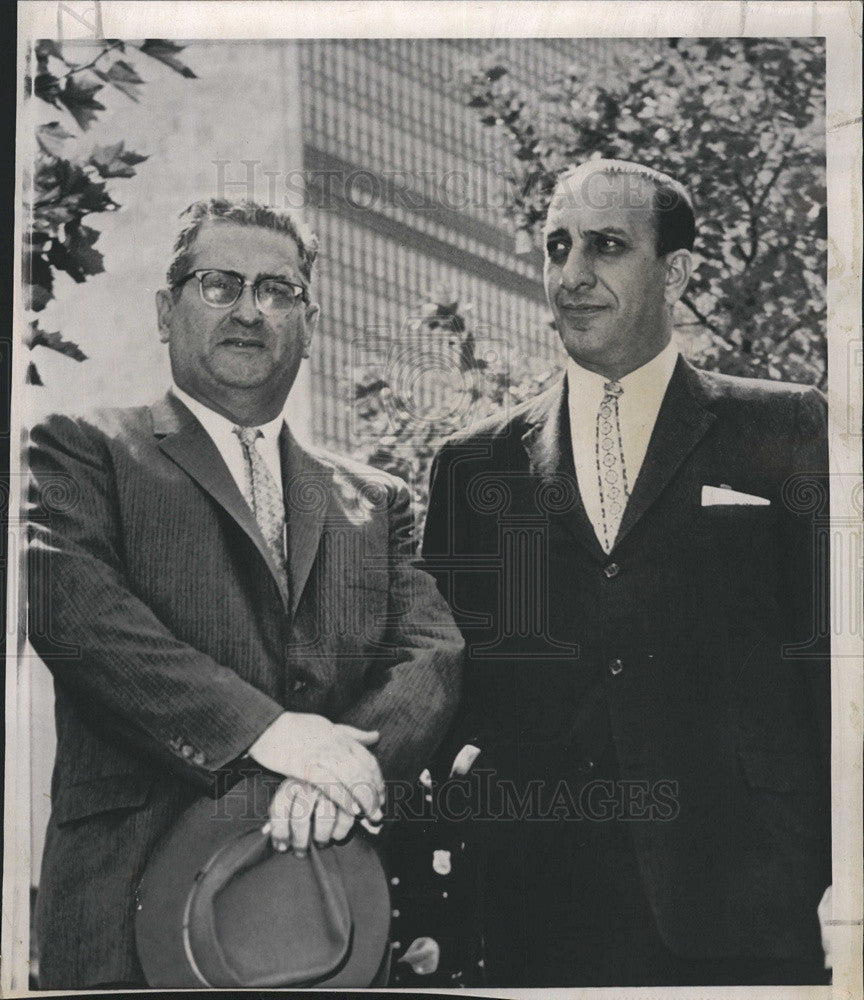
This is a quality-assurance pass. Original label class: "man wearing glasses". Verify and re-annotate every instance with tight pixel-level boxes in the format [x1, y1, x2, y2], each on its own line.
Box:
[27, 199, 463, 989]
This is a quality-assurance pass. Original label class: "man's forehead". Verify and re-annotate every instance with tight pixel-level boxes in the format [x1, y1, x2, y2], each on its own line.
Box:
[546, 172, 657, 236]
[189, 220, 302, 272]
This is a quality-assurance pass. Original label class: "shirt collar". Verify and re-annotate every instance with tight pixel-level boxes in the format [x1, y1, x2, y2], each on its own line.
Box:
[170, 384, 285, 442]
[566, 338, 679, 407]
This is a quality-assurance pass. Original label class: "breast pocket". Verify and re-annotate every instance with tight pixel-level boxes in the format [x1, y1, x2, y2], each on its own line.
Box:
[697, 504, 780, 620]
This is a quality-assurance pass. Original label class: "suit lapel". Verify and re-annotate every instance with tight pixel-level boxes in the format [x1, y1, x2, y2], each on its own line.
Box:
[520, 377, 607, 562]
[279, 426, 333, 619]
[614, 357, 717, 547]
[151, 393, 291, 608]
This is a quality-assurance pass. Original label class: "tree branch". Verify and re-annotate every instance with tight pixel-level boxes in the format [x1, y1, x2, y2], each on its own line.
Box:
[59, 40, 124, 80]
[679, 295, 729, 341]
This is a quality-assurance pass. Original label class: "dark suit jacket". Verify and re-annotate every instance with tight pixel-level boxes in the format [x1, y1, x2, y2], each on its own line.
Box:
[27, 392, 462, 988]
[422, 358, 829, 967]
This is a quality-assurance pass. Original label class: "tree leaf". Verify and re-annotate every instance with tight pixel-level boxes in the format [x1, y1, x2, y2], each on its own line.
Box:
[36, 39, 64, 63]
[47, 224, 104, 282]
[104, 59, 144, 101]
[140, 39, 197, 78]
[89, 140, 147, 177]
[58, 76, 105, 130]
[485, 65, 509, 82]
[36, 121, 76, 158]
[34, 71, 62, 107]
[22, 251, 53, 311]
[25, 320, 88, 362]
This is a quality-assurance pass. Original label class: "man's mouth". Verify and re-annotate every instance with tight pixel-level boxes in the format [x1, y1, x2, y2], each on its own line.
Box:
[220, 336, 267, 349]
[559, 302, 608, 313]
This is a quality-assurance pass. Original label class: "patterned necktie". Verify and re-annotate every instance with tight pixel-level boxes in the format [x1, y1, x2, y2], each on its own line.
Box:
[233, 426, 288, 587]
[595, 380, 630, 552]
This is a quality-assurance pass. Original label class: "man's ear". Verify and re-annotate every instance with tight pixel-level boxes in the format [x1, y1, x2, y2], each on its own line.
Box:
[156, 289, 174, 344]
[663, 249, 692, 306]
[302, 303, 320, 359]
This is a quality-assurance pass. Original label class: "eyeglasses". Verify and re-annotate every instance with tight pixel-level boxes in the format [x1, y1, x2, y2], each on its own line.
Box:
[173, 269, 309, 313]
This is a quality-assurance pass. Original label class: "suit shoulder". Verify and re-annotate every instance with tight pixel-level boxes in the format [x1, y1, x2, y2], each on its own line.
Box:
[30, 405, 152, 449]
[435, 379, 563, 454]
[305, 444, 410, 497]
[693, 366, 824, 408]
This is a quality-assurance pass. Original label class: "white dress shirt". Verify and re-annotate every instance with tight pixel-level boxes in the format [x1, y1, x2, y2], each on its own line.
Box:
[566, 340, 679, 547]
[170, 385, 286, 508]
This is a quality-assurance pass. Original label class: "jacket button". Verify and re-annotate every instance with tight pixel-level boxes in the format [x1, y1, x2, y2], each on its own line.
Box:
[608, 658, 624, 676]
[180, 744, 195, 758]
[603, 562, 620, 578]
[291, 678, 307, 693]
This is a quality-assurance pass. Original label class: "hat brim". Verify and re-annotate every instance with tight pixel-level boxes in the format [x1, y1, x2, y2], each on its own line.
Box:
[135, 773, 390, 988]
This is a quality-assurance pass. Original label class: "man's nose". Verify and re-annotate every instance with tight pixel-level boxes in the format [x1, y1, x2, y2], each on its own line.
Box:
[231, 284, 262, 324]
[560, 249, 595, 291]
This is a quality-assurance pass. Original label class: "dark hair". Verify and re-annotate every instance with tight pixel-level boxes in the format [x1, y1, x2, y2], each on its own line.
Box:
[166, 199, 319, 288]
[551, 159, 696, 255]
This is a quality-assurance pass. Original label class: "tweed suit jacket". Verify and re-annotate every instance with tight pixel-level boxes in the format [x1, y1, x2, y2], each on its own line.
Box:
[422, 357, 830, 967]
[27, 391, 463, 988]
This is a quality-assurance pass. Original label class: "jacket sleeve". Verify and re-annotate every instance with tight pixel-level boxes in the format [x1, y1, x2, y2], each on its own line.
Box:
[335, 479, 463, 784]
[420, 444, 490, 779]
[779, 386, 831, 763]
[27, 414, 285, 790]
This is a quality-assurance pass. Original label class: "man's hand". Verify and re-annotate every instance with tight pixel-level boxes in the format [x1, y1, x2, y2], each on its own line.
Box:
[265, 779, 358, 855]
[248, 712, 384, 849]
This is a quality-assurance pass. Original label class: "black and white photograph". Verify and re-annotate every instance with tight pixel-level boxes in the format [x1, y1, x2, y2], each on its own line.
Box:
[5, 1, 862, 996]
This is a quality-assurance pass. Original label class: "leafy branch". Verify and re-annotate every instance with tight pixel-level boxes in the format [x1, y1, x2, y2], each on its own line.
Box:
[23, 38, 196, 384]
[458, 37, 827, 387]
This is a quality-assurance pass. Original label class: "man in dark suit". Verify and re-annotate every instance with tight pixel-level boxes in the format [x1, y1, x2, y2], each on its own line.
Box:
[27, 199, 463, 989]
[422, 160, 830, 986]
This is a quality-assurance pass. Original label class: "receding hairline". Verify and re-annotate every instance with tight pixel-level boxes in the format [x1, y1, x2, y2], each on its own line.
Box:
[183, 217, 306, 264]
[543, 159, 696, 254]
[553, 159, 685, 197]
[166, 198, 319, 290]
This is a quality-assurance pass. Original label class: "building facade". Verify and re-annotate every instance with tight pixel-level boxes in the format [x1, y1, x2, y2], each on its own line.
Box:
[298, 39, 629, 456]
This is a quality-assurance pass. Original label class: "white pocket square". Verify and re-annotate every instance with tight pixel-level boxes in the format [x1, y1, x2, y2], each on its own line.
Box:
[702, 485, 770, 506]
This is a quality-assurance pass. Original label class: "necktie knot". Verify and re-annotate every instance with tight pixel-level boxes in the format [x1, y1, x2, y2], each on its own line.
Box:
[603, 380, 624, 399]
[233, 425, 263, 449]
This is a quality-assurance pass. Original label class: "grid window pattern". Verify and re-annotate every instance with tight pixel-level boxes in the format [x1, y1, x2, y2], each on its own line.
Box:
[307, 206, 563, 451]
[298, 39, 632, 454]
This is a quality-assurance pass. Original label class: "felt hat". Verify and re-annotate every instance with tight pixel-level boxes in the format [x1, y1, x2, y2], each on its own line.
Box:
[135, 772, 390, 988]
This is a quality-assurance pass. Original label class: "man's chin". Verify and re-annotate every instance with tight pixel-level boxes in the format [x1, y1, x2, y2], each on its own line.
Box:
[209, 351, 277, 387]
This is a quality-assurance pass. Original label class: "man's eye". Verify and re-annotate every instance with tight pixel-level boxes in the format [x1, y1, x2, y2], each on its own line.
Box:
[546, 239, 570, 263]
[596, 237, 623, 254]
[260, 281, 294, 300]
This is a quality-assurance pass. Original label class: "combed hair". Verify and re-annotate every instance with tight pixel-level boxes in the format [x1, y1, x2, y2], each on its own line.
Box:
[551, 159, 696, 255]
[166, 199, 319, 287]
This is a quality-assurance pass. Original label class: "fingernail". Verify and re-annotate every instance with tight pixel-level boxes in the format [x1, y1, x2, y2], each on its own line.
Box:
[274, 841, 288, 853]
[294, 849, 307, 859]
